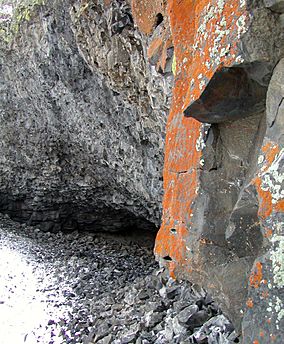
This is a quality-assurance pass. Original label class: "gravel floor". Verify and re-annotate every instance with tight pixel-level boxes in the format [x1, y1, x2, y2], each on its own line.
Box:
[0, 214, 239, 344]
[0, 214, 157, 344]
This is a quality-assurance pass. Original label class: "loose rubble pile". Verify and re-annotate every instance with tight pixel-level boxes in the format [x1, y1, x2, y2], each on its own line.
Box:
[89, 270, 240, 344]
[0, 214, 239, 343]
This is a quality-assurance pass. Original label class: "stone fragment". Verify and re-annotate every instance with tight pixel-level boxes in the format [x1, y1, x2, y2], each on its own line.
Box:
[96, 334, 113, 344]
[264, 0, 284, 12]
[137, 290, 149, 301]
[177, 305, 199, 325]
[143, 311, 164, 328]
[184, 68, 267, 123]
[120, 331, 138, 344]
[172, 316, 188, 336]
[165, 285, 181, 299]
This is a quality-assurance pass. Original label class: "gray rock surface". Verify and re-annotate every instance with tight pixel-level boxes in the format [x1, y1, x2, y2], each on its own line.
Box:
[241, 58, 284, 344]
[264, 0, 284, 12]
[0, 0, 172, 232]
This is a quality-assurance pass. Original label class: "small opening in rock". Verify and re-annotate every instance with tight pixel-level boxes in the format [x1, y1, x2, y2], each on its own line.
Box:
[155, 13, 163, 27]
[170, 228, 177, 234]
[163, 255, 172, 262]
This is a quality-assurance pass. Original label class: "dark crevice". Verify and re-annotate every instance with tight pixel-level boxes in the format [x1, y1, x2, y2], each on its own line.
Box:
[163, 255, 173, 262]
[270, 97, 283, 128]
[155, 13, 164, 27]
[0, 193, 158, 235]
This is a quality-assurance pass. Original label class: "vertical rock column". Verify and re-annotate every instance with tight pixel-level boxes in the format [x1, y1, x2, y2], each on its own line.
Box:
[130, 0, 284, 340]
[154, 0, 253, 326]
[243, 59, 284, 344]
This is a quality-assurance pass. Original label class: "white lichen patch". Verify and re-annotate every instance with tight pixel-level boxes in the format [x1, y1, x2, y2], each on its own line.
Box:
[260, 149, 284, 205]
[199, 79, 206, 91]
[217, 0, 225, 13]
[270, 235, 284, 288]
[236, 13, 248, 39]
[220, 44, 231, 57]
[267, 296, 284, 329]
[195, 126, 207, 152]
[258, 155, 264, 164]
[235, 55, 244, 64]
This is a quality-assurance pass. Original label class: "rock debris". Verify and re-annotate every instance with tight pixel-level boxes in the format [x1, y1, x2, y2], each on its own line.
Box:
[0, 214, 238, 344]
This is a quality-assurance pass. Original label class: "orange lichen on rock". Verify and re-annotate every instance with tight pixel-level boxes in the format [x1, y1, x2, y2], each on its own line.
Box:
[275, 199, 284, 213]
[254, 142, 281, 219]
[131, 0, 166, 35]
[254, 177, 273, 219]
[263, 228, 273, 238]
[249, 262, 263, 289]
[132, 0, 172, 72]
[154, 0, 249, 274]
[147, 37, 163, 60]
[246, 298, 254, 308]
[261, 142, 280, 167]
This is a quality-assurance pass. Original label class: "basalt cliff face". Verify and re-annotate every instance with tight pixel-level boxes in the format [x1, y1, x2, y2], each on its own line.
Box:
[0, 0, 283, 342]
[0, 0, 172, 232]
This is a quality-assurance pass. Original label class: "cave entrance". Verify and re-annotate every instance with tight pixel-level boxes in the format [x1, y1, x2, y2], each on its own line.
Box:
[0, 193, 158, 247]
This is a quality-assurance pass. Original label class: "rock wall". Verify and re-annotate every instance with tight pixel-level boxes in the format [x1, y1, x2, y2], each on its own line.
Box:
[136, 0, 283, 342]
[0, 0, 172, 232]
[0, 0, 283, 342]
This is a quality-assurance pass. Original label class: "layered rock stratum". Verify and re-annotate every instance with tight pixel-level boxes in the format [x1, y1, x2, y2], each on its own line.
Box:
[0, 0, 283, 343]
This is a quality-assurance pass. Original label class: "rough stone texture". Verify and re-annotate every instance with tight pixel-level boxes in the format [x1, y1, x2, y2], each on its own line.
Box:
[242, 58, 284, 344]
[0, 1, 284, 343]
[151, 0, 284, 342]
[0, 0, 172, 232]
[264, 0, 284, 12]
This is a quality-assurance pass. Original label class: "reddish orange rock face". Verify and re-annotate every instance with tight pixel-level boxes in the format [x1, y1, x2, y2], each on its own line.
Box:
[154, 0, 248, 277]
[131, 0, 166, 35]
